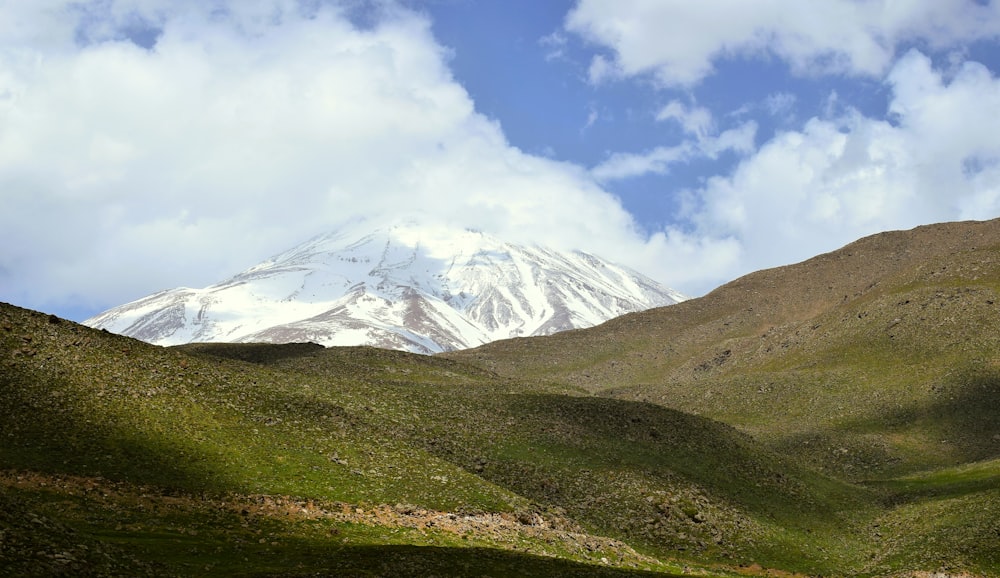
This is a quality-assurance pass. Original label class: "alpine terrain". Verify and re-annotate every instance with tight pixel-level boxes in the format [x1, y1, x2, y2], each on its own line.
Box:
[84, 221, 685, 353]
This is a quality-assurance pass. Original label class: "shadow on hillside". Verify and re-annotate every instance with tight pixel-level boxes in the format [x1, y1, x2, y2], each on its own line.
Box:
[177, 341, 494, 382]
[1, 476, 681, 577]
[238, 544, 679, 577]
[174, 341, 325, 364]
[389, 391, 877, 572]
[775, 366, 1000, 482]
[0, 364, 238, 493]
[928, 367, 1000, 460]
[406, 391, 868, 534]
[865, 466, 1000, 506]
[857, 366, 1000, 467]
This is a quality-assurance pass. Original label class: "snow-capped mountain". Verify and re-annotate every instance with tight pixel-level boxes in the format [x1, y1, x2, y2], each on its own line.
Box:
[84, 221, 686, 353]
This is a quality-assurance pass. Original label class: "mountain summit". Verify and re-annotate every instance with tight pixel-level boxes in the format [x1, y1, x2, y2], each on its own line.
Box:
[85, 222, 685, 353]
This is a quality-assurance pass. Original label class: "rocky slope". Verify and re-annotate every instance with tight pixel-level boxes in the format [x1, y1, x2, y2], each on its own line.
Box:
[84, 221, 685, 353]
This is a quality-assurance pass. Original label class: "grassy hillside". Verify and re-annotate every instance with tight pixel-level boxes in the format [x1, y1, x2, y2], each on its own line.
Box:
[3, 220, 1000, 576]
[0, 302, 863, 576]
[0, 302, 880, 576]
[442, 219, 1000, 575]
[446, 220, 1000, 475]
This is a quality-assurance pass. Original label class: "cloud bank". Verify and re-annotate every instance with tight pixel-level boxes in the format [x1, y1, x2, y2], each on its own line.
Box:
[0, 1, 643, 315]
[565, 1, 1000, 294]
[2, 0, 1000, 320]
[567, 0, 1000, 86]
[642, 51, 1000, 292]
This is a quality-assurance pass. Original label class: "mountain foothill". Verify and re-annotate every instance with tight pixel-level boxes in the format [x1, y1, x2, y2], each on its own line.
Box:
[2, 218, 1000, 576]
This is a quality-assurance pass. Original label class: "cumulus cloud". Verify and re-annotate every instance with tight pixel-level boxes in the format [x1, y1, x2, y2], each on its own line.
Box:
[564, 1, 1000, 294]
[587, 53, 617, 84]
[0, 0, 646, 316]
[566, 0, 1000, 87]
[591, 101, 757, 182]
[5, 0, 1000, 322]
[652, 50, 1000, 294]
[591, 144, 693, 182]
[656, 100, 714, 139]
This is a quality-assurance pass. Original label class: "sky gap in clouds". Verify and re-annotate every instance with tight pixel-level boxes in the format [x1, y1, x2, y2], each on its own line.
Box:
[1, 0, 1000, 321]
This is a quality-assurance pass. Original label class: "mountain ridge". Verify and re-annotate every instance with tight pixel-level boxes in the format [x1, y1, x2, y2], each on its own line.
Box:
[84, 221, 685, 353]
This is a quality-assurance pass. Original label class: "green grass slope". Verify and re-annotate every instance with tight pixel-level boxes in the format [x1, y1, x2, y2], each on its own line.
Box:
[192, 343, 877, 573]
[3, 220, 1000, 576]
[443, 219, 1000, 575]
[2, 305, 684, 576]
[445, 220, 1000, 475]
[3, 301, 871, 576]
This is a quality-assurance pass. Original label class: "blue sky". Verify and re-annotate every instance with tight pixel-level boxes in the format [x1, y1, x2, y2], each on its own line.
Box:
[3, 0, 1000, 321]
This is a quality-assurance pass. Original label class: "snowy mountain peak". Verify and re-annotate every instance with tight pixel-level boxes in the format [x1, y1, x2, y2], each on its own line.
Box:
[85, 222, 687, 353]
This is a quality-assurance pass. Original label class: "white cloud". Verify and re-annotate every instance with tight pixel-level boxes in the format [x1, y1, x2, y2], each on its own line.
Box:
[764, 92, 797, 119]
[591, 114, 757, 182]
[650, 50, 1000, 294]
[540, 31, 567, 61]
[582, 105, 599, 132]
[5, 0, 1000, 321]
[591, 144, 693, 182]
[565, 0, 1000, 87]
[699, 122, 758, 158]
[587, 53, 616, 84]
[0, 0, 649, 315]
[656, 100, 714, 139]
